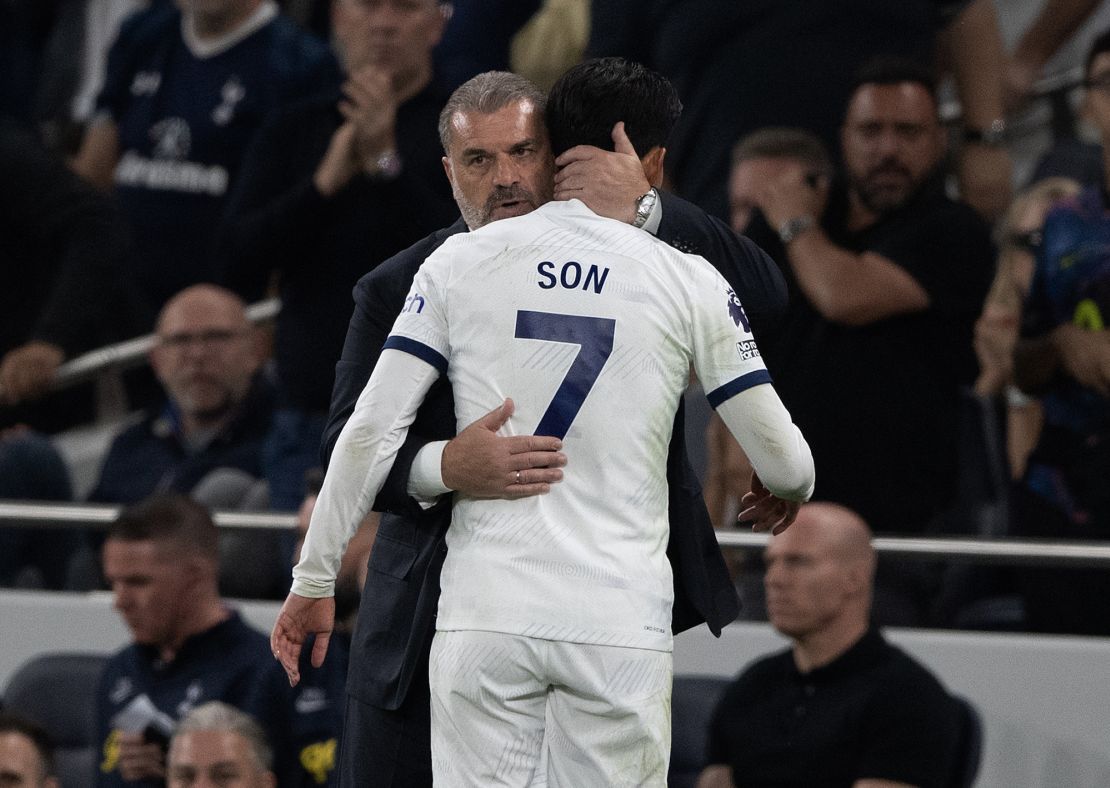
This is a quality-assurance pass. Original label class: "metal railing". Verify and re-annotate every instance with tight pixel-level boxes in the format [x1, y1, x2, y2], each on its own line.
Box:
[0, 501, 296, 532]
[0, 297, 280, 423]
[3, 500, 1110, 568]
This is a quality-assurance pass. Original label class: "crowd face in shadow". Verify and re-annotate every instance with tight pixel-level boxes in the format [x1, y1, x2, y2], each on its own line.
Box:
[0, 730, 57, 788]
[149, 286, 261, 430]
[841, 82, 945, 217]
[762, 505, 873, 642]
[332, 0, 445, 77]
[102, 538, 197, 649]
[167, 729, 276, 788]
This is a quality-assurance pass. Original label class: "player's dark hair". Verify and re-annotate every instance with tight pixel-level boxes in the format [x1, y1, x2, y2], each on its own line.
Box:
[846, 56, 939, 110]
[0, 712, 56, 778]
[107, 493, 219, 560]
[546, 57, 682, 158]
[1085, 28, 1110, 79]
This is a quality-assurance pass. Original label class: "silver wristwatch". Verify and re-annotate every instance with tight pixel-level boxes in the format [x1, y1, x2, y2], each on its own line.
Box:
[632, 188, 658, 228]
[778, 214, 815, 244]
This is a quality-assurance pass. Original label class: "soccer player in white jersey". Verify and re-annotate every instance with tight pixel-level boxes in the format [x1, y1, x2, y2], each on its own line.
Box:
[276, 61, 814, 786]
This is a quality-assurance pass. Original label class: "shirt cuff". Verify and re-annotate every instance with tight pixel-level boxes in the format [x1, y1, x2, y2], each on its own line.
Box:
[407, 440, 451, 507]
[290, 575, 334, 599]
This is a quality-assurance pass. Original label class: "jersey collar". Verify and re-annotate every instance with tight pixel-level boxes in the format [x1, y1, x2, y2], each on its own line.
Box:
[181, 1, 278, 59]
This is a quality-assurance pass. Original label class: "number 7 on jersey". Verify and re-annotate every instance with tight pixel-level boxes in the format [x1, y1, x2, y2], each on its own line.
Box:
[514, 310, 616, 439]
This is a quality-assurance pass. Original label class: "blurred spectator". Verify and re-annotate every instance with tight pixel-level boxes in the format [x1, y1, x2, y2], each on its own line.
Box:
[433, 0, 542, 92]
[1004, 0, 1105, 110]
[727, 128, 834, 238]
[32, 0, 164, 154]
[70, 0, 338, 329]
[0, 117, 135, 429]
[0, 1, 58, 123]
[0, 430, 75, 590]
[276, 0, 541, 88]
[166, 702, 275, 788]
[0, 712, 59, 788]
[973, 177, 1080, 479]
[704, 127, 834, 598]
[589, 0, 1013, 221]
[697, 503, 962, 788]
[219, 0, 457, 512]
[509, 0, 588, 92]
[89, 285, 272, 507]
[95, 495, 288, 787]
[0, 117, 132, 590]
[743, 61, 994, 622]
[1011, 29, 1110, 636]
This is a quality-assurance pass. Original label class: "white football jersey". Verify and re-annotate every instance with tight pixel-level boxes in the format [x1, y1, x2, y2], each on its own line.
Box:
[387, 199, 770, 651]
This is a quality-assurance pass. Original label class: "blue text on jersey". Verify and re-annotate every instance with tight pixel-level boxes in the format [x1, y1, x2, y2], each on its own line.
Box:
[537, 261, 610, 294]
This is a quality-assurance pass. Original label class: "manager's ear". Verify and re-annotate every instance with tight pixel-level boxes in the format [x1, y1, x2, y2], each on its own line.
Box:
[640, 146, 666, 188]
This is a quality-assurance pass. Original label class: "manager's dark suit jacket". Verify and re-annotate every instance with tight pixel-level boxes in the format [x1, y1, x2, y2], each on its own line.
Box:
[323, 195, 787, 711]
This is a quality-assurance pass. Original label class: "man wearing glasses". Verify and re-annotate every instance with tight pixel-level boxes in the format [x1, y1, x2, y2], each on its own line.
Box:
[89, 284, 272, 509]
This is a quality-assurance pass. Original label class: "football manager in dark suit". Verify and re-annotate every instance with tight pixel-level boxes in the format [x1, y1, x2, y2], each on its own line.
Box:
[274, 61, 793, 787]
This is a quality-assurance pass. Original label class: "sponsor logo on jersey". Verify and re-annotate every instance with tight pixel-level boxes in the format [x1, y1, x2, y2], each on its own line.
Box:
[735, 339, 760, 361]
[116, 151, 229, 195]
[403, 292, 426, 313]
[726, 288, 751, 332]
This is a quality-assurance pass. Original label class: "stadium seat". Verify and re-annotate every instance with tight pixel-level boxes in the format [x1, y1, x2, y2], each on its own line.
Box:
[669, 675, 730, 788]
[2, 652, 108, 788]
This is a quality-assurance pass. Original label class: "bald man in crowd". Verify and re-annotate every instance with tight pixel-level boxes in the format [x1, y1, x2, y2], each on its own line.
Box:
[89, 284, 272, 506]
[698, 504, 963, 788]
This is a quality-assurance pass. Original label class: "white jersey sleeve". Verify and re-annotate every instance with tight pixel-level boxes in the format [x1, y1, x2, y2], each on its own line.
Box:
[290, 262, 451, 597]
[686, 261, 814, 501]
[383, 255, 452, 371]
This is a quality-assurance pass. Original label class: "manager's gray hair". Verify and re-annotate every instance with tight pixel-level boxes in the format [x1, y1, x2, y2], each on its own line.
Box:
[438, 71, 546, 152]
[172, 702, 273, 772]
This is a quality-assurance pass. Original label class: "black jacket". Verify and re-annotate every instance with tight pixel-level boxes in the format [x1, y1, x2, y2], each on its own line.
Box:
[323, 194, 788, 710]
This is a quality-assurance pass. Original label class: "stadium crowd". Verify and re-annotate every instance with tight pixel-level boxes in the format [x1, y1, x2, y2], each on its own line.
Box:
[2, 0, 1110, 786]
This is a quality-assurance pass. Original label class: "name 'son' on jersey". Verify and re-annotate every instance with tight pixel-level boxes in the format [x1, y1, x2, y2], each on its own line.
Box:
[537, 260, 610, 294]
